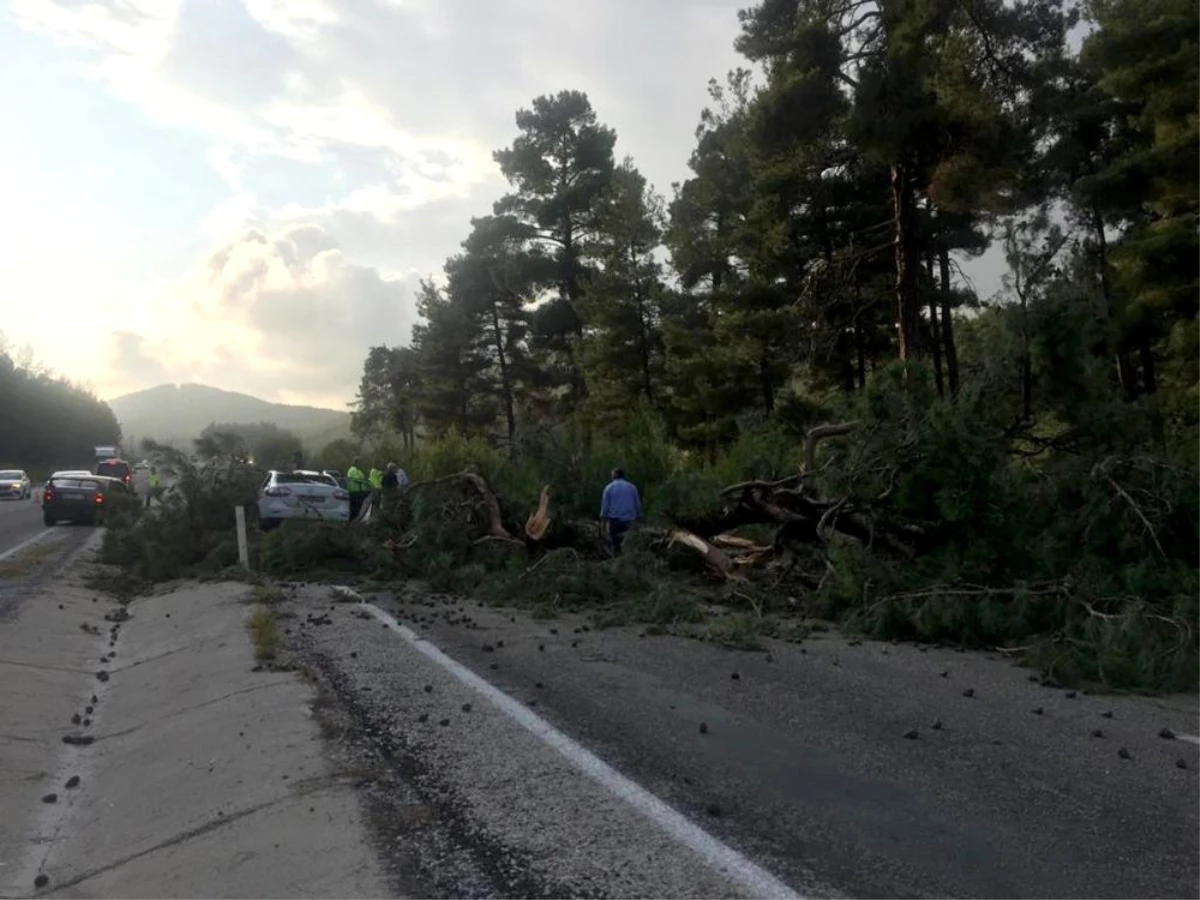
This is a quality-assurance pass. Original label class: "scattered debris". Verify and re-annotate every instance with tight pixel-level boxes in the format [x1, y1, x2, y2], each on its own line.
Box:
[1159, 727, 1176, 740]
[1117, 747, 1132, 760]
[903, 729, 919, 740]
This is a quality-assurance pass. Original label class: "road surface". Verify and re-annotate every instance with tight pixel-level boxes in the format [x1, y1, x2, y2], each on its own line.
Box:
[0, 498, 101, 620]
[285, 582, 1199, 899]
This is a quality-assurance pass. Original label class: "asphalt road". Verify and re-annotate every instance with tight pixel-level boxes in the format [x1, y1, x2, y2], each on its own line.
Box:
[0, 498, 98, 620]
[281, 582, 1199, 899]
[0, 470, 154, 618]
[0, 495, 42, 560]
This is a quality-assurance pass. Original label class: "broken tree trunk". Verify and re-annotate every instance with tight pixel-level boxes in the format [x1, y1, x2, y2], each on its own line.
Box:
[525, 485, 552, 541]
[667, 529, 739, 581]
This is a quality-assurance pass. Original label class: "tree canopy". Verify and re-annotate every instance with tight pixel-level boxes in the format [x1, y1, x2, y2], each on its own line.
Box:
[353, 0, 1196, 456]
[0, 337, 121, 473]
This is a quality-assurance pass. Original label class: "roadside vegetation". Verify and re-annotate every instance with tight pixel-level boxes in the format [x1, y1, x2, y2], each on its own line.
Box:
[0, 337, 122, 478]
[100, 0, 1197, 693]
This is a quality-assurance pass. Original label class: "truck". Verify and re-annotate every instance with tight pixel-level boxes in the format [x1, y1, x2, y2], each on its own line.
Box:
[94, 445, 118, 460]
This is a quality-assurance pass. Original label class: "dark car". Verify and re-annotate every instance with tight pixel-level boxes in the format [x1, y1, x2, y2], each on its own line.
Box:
[43, 474, 131, 526]
[95, 458, 134, 488]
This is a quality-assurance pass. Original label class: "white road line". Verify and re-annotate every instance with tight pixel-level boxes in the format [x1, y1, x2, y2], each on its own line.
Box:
[1178, 734, 1200, 746]
[0, 529, 54, 562]
[346, 591, 803, 900]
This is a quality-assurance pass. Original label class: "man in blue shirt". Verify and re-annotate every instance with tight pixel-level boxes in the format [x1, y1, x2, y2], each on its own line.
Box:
[600, 468, 642, 555]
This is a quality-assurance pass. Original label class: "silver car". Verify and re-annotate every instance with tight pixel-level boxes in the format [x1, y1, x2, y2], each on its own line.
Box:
[257, 470, 350, 531]
[0, 469, 32, 500]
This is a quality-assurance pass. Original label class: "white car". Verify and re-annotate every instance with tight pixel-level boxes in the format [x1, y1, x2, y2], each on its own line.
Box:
[0, 469, 32, 500]
[258, 470, 349, 531]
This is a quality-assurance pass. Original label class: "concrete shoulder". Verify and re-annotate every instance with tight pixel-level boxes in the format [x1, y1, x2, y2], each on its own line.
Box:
[0, 556, 391, 899]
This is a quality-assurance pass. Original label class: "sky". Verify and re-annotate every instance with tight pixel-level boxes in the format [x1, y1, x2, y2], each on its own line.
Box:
[0, 0, 1004, 411]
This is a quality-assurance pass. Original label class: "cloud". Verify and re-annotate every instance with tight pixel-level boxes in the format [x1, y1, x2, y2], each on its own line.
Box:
[102, 221, 417, 406]
[10, 0, 751, 406]
[106, 331, 169, 388]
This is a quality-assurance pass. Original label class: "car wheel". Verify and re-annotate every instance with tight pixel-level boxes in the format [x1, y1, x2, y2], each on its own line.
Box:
[43, 512, 56, 527]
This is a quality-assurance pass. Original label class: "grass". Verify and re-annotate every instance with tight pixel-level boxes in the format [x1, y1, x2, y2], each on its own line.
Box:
[247, 605, 282, 662]
[246, 583, 285, 606]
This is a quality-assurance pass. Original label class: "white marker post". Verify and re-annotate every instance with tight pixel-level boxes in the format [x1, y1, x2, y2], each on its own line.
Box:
[234, 505, 250, 570]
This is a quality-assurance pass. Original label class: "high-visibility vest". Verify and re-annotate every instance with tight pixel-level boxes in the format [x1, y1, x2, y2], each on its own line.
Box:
[149, 473, 161, 489]
[369, 468, 383, 489]
[346, 466, 368, 492]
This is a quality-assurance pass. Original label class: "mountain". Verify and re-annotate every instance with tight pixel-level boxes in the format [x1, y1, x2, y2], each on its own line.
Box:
[108, 383, 352, 451]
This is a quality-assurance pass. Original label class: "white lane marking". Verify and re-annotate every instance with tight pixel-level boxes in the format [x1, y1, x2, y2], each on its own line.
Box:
[0, 529, 54, 562]
[1178, 734, 1200, 746]
[345, 591, 803, 900]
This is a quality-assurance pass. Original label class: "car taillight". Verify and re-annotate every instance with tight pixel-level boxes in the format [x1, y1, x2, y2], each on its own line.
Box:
[264, 487, 291, 497]
[95, 492, 104, 504]
[124, 474, 132, 484]
[333, 489, 349, 500]
[44, 488, 54, 503]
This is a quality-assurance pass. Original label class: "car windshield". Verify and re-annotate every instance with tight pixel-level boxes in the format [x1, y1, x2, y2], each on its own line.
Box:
[0, 471, 21, 480]
[97, 462, 129, 475]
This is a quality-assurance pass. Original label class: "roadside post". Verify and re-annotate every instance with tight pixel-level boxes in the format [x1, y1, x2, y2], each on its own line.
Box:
[234, 505, 250, 569]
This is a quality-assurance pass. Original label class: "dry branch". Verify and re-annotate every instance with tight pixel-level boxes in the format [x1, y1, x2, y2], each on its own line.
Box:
[409, 469, 515, 541]
[802, 421, 861, 474]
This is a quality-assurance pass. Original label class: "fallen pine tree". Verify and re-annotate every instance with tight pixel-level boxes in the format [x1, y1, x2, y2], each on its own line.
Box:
[351, 415, 1196, 694]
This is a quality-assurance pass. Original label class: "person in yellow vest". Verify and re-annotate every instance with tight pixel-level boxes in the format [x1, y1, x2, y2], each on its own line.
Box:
[346, 459, 370, 519]
[147, 466, 162, 509]
[369, 466, 384, 490]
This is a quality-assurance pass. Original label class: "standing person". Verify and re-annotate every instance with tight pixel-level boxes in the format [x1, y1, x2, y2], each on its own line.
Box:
[369, 465, 384, 491]
[346, 458, 370, 519]
[600, 468, 642, 556]
[381, 462, 400, 490]
[147, 466, 162, 509]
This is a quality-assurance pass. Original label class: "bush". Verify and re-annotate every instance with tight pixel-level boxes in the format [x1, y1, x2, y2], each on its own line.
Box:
[99, 394, 1198, 693]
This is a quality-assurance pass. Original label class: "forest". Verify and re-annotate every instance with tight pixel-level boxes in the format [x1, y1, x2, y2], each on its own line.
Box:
[0, 337, 122, 475]
[343, 0, 1198, 690]
[106, 0, 1197, 693]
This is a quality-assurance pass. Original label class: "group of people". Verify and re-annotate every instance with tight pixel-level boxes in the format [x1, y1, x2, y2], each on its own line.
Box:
[335, 457, 643, 556]
[343, 458, 408, 518]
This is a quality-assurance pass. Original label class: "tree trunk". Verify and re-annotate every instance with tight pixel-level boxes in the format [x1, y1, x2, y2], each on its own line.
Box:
[890, 163, 922, 367]
[759, 343, 775, 414]
[1138, 337, 1158, 394]
[631, 246, 655, 403]
[488, 299, 516, 448]
[856, 324, 867, 389]
[1092, 208, 1137, 398]
[937, 248, 960, 398]
[1019, 291, 1033, 422]
[926, 253, 944, 398]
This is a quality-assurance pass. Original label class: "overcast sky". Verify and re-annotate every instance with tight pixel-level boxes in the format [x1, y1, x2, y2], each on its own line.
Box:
[1, 0, 1002, 410]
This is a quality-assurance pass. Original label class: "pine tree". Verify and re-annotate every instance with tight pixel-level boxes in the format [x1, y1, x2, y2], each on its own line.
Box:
[580, 159, 667, 415]
[493, 90, 617, 408]
[445, 216, 535, 447]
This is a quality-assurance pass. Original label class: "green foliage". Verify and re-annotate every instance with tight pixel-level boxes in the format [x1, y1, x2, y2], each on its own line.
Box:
[96, 5, 1200, 693]
[101, 439, 263, 581]
[199, 422, 303, 469]
[0, 338, 121, 471]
